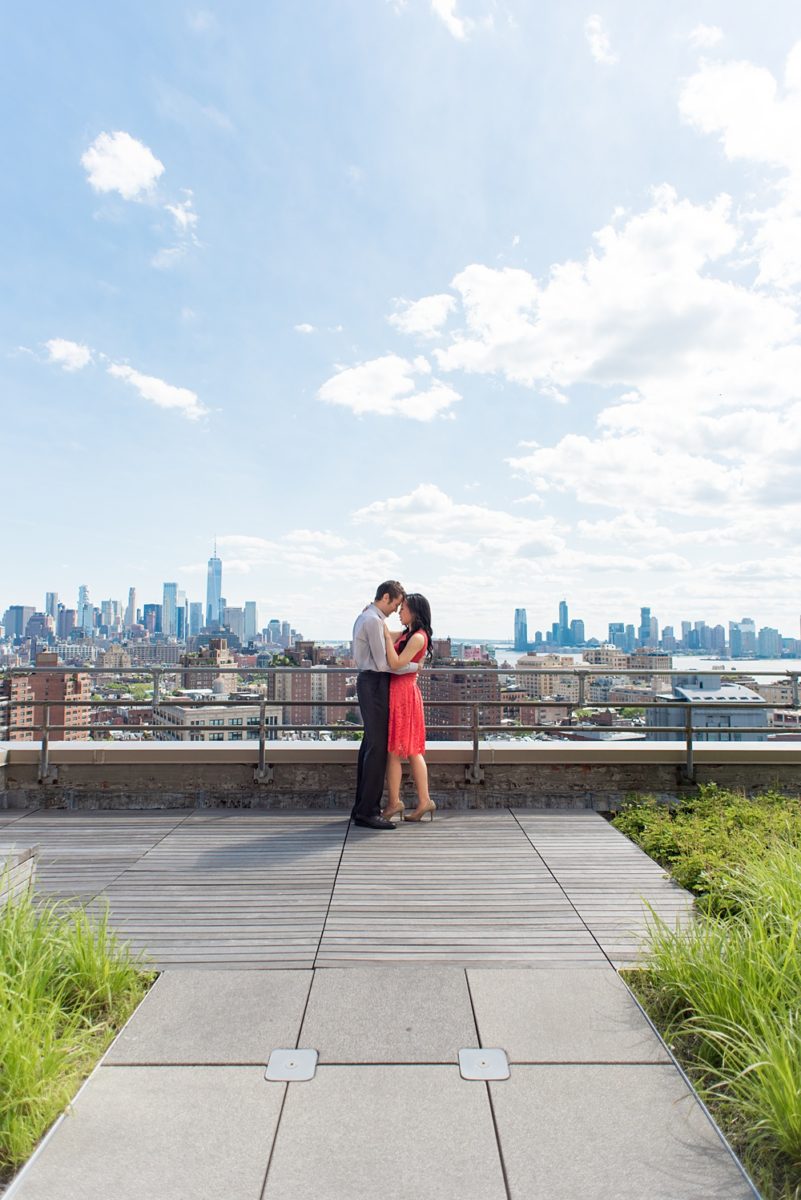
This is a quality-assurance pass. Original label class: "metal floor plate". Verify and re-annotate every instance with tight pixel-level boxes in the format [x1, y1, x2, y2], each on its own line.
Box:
[459, 1048, 510, 1080]
[265, 1049, 318, 1082]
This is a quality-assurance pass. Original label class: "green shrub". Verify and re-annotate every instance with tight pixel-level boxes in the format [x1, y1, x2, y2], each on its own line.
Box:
[614, 784, 801, 910]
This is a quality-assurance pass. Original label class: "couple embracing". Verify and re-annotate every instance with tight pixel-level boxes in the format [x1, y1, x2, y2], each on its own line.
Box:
[351, 580, 436, 830]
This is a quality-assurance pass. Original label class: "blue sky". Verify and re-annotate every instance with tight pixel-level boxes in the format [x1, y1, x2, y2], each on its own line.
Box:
[4, 1, 801, 640]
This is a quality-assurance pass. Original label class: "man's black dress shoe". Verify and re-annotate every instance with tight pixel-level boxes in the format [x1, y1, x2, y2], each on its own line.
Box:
[353, 814, 396, 830]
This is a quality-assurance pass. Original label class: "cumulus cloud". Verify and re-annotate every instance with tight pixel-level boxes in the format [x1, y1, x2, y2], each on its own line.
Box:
[107, 364, 208, 421]
[294, 323, 316, 334]
[688, 24, 723, 50]
[431, 0, 473, 40]
[435, 188, 765, 399]
[680, 40, 801, 288]
[81, 132, 199, 267]
[354, 483, 566, 559]
[165, 191, 198, 233]
[318, 354, 460, 421]
[81, 131, 164, 200]
[45, 338, 92, 371]
[388, 294, 456, 338]
[584, 15, 618, 65]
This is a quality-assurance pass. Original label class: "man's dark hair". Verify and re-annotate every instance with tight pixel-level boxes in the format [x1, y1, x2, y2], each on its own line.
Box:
[374, 580, 405, 603]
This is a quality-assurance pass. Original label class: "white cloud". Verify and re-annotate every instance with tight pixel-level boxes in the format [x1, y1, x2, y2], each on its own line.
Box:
[435, 188, 768, 399]
[81, 131, 164, 200]
[353, 483, 566, 559]
[318, 354, 460, 420]
[165, 190, 198, 233]
[584, 15, 618, 66]
[688, 24, 723, 50]
[387, 294, 455, 338]
[680, 40, 801, 289]
[431, 0, 473, 40]
[294, 323, 316, 334]
[509, 433, 739, 516]
[45, 338, 92, 372]
[107, 364, 208, 421]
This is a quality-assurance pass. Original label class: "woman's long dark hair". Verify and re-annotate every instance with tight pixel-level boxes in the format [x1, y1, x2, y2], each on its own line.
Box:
[398, 593, 433, 662]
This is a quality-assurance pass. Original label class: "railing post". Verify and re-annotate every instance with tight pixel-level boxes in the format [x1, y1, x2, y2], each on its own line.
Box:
[38, 705, 56, 784]
[254, 694, 273, 784]
[465, 702, 484, 785]
[681, 703, 695, 784]
[793, 673, 800, 710]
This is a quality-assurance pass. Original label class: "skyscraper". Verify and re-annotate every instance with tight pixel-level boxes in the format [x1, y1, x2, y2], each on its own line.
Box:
[513, 608, 528, 651]
[143, 604, 161, 634]
[223, 606, 245, 641]
[162, 583, 178, 638]
[558, 600, 568, 638]
[638, 607, 651, 646]
[244, 601, 258, 642]
[570, 619, 585, 644]
[176, 589, 187, 641]
[124, 587, 136, 630]
[189, 602, 203, 636]
[45, 592, 58, 620]
[206, 545, 222, 628]
[77, 585, 93, 633]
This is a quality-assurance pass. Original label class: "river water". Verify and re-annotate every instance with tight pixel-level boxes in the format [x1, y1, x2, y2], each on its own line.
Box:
[488, 647, 801, 684]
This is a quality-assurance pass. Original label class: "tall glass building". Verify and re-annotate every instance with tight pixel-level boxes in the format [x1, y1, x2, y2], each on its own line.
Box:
[514, 607, 528, 652]
[206, 549, 222, 628]
[162, 582, 178, 638]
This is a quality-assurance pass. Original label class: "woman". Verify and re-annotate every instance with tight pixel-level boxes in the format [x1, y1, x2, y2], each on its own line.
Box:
[381, 593, 435, 823]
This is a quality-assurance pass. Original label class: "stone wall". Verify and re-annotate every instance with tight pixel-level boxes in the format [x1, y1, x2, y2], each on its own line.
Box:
[3, 751, 801, 812]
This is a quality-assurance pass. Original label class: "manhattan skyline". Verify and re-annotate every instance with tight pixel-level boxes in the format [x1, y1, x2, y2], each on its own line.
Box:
[4, 4, 801, 636]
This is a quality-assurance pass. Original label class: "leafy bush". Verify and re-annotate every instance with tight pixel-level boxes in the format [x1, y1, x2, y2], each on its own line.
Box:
[613, 783, 801, 910]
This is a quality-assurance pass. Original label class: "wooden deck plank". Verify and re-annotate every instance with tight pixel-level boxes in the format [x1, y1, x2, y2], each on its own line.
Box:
[24, 808, 694, 969]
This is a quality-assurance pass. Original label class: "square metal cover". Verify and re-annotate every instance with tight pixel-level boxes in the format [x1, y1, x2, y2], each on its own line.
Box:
[458, 1048, 510, 1080]
[265, 1048, 318, 1082]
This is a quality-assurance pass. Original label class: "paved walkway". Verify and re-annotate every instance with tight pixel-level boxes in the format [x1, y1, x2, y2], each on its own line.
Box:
[0, 809, 758, 1199]
[0, 808, 690, 967]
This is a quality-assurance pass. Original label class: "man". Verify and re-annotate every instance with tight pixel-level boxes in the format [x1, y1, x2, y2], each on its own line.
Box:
[351, 581, 419, 829]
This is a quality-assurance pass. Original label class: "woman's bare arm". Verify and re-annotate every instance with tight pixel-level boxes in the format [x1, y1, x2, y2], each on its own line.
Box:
[384, 626, 425, 669]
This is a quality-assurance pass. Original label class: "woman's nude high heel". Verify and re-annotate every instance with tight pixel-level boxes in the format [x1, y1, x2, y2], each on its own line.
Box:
[403, 802, 436, 823]
[382, 801, 405, 823]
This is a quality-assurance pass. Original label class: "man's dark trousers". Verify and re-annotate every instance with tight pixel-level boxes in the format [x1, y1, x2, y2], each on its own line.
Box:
[354, 670, 390, 819]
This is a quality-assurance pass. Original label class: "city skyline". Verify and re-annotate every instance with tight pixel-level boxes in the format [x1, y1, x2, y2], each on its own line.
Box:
[4, 569, 801, 648]
[4, 4, 801, 635]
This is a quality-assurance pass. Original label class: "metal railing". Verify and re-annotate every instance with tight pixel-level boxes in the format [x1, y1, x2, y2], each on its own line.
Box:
[2, 663, 799, 786]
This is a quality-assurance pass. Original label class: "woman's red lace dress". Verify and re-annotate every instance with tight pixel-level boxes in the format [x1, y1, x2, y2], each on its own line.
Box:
[388, 632, 428, 757]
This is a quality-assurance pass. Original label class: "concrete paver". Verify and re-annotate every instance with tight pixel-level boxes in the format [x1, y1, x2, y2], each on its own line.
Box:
[2, 811, 755, 1200]
[105, 969, 312, 1064]
[263, 1065, 507, 1200]
[489, 1064, 755, 1200]
[7, 1066, 282, 1200]
[299, 966, 477, 1062]
[467, 966, 670, 1062]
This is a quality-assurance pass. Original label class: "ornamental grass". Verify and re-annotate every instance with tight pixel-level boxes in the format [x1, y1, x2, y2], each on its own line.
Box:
[615, 787, 801, 1200]
[0, 883, 152, 1179]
